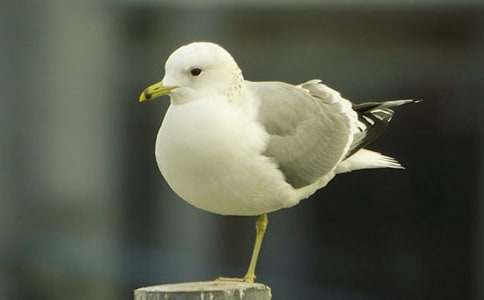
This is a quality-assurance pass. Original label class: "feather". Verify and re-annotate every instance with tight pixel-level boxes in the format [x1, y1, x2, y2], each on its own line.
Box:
[336, 149, 404, 174]
[346, 99, 421, 158]
[248, 80, 357, 189]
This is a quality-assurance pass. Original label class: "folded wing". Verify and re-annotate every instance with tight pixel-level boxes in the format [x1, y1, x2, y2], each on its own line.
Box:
[246, 80, 358, 189]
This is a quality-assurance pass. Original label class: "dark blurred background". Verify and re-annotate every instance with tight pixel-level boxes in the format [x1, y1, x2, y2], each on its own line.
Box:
[1, 1, 483, 300]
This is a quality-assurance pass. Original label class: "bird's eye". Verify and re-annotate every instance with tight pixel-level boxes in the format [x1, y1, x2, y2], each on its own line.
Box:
[190, 68, 202, 76]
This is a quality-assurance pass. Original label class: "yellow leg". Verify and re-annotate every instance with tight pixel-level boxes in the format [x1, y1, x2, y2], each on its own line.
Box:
[243, 213, 268, 283]
[216, 214, 269, 283]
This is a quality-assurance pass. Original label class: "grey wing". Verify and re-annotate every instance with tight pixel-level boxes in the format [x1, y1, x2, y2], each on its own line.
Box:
[246, 80, 358, 189]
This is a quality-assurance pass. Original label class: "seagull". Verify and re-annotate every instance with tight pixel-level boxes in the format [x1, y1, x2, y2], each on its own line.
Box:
[138, 42, 419, 283]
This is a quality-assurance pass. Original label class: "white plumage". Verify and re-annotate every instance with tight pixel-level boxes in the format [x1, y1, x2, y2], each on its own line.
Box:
[149, 42, 416, 216]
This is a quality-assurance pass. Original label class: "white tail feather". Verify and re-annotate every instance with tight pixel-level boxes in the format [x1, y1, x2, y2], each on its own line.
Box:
[335, 149, 404, 174]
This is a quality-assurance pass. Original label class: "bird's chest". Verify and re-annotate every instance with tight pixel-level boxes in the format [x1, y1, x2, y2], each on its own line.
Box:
[157, 100, 262, 171]
[155, 100, 269, 210]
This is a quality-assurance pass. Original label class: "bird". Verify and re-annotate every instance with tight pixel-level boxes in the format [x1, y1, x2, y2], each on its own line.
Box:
[138, 42, 419, 283]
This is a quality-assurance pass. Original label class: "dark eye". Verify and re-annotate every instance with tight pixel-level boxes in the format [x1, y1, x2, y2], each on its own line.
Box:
[190, 68, 202, 76]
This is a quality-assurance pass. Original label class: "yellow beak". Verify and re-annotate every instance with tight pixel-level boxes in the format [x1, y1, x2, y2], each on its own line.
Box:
[138, 81, 177, 102]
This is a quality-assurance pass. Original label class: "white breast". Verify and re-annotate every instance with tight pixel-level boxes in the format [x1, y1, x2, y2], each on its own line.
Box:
[155, 97, 296, 216]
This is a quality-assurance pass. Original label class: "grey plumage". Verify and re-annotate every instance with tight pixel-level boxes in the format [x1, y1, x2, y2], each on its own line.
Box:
[248, 80, 356, 188]
[248, 80, 420, 189]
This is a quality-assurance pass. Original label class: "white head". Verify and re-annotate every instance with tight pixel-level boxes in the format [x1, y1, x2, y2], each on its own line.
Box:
[139, 42, 243, 104]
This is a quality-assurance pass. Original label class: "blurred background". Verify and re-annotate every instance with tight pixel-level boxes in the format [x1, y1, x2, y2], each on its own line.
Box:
[1, 1, 483, 299]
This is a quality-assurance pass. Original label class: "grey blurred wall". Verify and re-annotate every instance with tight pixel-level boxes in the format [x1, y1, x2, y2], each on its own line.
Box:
[1, 1, 483, 300]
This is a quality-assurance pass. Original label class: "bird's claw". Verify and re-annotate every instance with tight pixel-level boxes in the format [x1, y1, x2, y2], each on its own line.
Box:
[215, 274, 255, 283]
